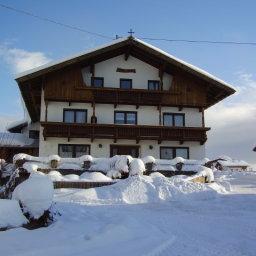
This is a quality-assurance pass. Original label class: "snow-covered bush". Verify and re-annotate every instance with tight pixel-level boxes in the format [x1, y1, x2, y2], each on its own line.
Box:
[141, 156, 155, 164]
[12, 173, 54, 219]
[129, 159, 145, 176]
[0, 199, 28, 229]
[107, 170, 122, 179]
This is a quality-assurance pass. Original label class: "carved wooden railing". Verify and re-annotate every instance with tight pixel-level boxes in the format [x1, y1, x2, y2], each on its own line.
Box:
[41, 122, 209, 144]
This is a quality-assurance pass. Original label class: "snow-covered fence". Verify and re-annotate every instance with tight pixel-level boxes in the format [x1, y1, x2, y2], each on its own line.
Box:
[53, 181, 115, 189]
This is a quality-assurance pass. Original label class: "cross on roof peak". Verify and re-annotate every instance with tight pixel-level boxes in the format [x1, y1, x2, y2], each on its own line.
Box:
[128, 29, 135, 37]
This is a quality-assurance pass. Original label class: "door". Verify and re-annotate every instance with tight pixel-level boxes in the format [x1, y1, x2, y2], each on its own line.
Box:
[110, 145, 139, 158]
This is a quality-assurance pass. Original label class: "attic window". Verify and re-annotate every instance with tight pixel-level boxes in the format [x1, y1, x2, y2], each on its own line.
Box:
[91, 77, 104, 87]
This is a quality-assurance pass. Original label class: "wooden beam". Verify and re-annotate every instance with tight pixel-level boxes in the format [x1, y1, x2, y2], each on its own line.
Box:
[202, 107, 205, 128]
[45, 100, 48, 122]
[124, 46, 132, 61]
[90, 64, 95, 77]
[158, 105, 162, 125]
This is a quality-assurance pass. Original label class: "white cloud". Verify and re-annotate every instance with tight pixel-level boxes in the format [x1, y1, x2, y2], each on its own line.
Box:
[0, 45, 51, 73]
[206, 72, 256, 164]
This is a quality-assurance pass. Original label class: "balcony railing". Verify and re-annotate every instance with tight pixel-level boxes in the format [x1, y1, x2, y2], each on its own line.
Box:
[83, 87, 166, 106]
[41, 122, 209, 144]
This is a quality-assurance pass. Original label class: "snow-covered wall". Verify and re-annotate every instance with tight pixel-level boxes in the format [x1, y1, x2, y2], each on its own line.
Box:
[82, 55, 172, 90]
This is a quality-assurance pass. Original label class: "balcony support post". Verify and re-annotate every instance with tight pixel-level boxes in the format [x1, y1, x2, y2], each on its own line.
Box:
[45, 100, 48, 122]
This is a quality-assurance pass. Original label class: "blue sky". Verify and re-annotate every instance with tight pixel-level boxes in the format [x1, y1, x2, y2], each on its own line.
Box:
[0, 0, 255, 163]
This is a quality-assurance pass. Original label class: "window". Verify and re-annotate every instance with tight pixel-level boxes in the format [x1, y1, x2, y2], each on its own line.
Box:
[163, 113, 185, 127]
[148, 80, 160, 90]
[29, 130, 39, 139]
[91, 77, 104, 87]
[114, 111, 137, 124]
[160, 147, 189, 159]
[120, 79, 132, 89]
[58, 144, 90, 158]
[63, 109, 87, 123]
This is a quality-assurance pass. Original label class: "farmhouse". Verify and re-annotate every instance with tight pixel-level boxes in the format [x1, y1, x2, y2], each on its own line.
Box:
[5, 36, 235, 160]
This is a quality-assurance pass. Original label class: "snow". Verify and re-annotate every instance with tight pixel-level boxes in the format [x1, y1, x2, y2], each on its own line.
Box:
[141, 156, 156, 164]
[129, 158, 145, 176]
[0, 199, 28, 228]
[1, 171, 256, 255]
[187, 166, 215, 182]
[80, 172, 112, 182]
[12, 173, 54, 219]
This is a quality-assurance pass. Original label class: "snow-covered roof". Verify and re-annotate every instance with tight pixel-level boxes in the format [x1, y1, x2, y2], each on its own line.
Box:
[0, 132, 38, 148]
[15, 37, 235, 91]
[7, 120, 28, 133]
[218, 160, 249, 167]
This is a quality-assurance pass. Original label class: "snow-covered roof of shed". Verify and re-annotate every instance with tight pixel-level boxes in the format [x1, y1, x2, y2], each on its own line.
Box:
[15, 37, 235, 91]
[6, 120, 28, 133]
[0, 132, 38, 148]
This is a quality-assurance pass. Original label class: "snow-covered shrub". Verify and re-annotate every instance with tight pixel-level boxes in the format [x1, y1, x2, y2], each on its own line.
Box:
[0, 199, 28, 228]
[48, 155, 61, 162]
[12, 173, 54, 219]
[141, 156, 156, 164]
[111, 155, 133, 173]
[129, 159, 145, 176]
[13, 153, 31, 164]
[23, 162, 39, 173]
[107, 170, 122, 179]
[78, 155, 93, 163]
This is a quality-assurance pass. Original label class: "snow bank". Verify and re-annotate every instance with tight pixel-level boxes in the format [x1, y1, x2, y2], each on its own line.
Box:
[0, 199, 28, 228]
[61, 175, 219, 204]
[12, 173, 54, 219]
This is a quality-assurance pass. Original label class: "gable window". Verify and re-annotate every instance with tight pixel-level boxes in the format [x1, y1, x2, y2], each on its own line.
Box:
[114, 111, 137, 125]
[160, 147, 189, 159]
[63, 109, 87, 123]
[120, 79, 132, 89]
[148, 80, 160, 90]
[91, 77, 104, 87]
[58, 144, 90, 158]
[163, 113, 185, 127]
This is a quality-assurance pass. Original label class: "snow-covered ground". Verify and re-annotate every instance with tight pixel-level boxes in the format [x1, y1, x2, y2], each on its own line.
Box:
[1, 171, 256, 256]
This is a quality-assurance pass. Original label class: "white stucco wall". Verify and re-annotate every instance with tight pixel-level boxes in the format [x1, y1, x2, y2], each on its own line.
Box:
[82, 55, 172, 90]
[39, 137, 205, 159]
[41, 101, 202, 127]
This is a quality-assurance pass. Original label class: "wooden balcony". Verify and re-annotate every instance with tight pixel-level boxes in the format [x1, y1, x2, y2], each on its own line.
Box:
[41, 122, 210, 144]
[44, 86, 205, 108]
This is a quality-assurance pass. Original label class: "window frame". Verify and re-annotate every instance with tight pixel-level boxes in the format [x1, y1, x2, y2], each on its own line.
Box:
[63, 109, 87, 123]
[114, 111, 137, 125]
[120, 78, 132, 89]
[163, 113, 185, 127]
[58, 144, 91, 158]
[148, 80, 160, 90]
[29, 130, 40, 139]
[160, 146, 189, 159]
[91, 77, 104, 88]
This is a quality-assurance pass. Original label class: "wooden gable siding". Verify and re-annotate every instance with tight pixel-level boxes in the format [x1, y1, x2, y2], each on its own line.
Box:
[43, 64, 207, 107]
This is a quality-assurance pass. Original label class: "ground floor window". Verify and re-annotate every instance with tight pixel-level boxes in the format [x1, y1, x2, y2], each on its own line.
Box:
[110, 145, 139, 158]
[58, 144, 90, 158]
[160, 147, 189, 159]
